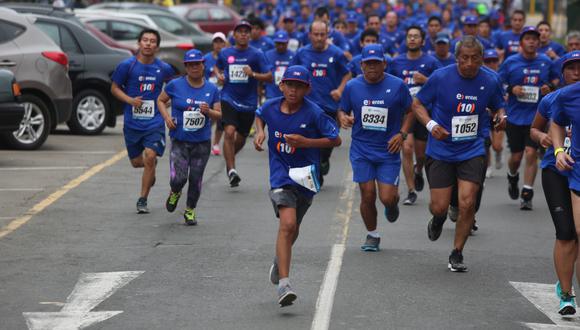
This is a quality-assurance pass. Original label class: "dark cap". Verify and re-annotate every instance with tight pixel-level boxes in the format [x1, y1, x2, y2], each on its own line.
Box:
[483, 49, 499, 60]
[435, 32, 450, 44]
[520, 26, 541, 40]
[464, 16, 478, 25]
[562, 51, 580, 71]
[234, 20, 252, 32]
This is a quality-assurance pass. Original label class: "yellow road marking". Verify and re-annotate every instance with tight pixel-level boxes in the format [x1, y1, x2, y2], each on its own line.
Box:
[0, 150, 127, 240]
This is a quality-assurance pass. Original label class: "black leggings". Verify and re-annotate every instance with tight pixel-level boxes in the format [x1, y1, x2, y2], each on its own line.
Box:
[542, 168, 576, 241]
[169, 140, 211, 209]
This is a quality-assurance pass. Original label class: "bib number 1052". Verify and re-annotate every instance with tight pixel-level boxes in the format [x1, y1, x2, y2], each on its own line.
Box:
[451, 115, 478, 141]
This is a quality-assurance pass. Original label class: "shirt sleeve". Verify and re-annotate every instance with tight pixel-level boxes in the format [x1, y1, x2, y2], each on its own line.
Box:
[164, 79, 176, 98]
[488, 78, 507, 112]
[216, 51, 225, 71]
[316, 111, 340, 139]
[498, 60, 509, 85]
[548, 60, 559, 81]
[399, 82, 412, 110]
[335, 50, 349, 79]
[111, 59, 131, 87]
[346, 59, 356, 76]
[415, 71, 438, 106]
[551, 95, 570, 127]
[339, 82, 352, 114]
[255, 50, 271, 73]
[537, 96, 551, 120]
[211, 85, 220, 106]
[163, 63, 176, 82]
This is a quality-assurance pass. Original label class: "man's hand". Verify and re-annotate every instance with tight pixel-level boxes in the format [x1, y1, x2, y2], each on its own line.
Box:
[412, 72, 428, 85]
[511, 85, 524, 97]
[556, 152, 574, 171]
[131, 96, 143, 108]
[493, 113, 507, 131]
[539, 133, 553, 149]
[387, 133, 403, 153]
[431, 125, 450, 140]
[164, 116, 176, 130]
[285, 134, 308, 148]
[243, 65, 254, 78]
[254, 131, 265, 151]
[330, 89, 342, 102]
[546, 49, 558, 60]
[540, 84, 551, 96]
[216, 72, 225, 84]
[200, 102, 210, 115]
[338, 111, 354, 129]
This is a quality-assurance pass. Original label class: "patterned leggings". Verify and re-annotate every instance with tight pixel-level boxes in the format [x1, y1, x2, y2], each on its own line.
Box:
[169, 139, 211, 209]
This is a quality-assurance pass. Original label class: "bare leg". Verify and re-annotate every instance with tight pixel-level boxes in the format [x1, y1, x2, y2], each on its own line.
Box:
[359, 181, 378, 232]
[523, 146, 538, 187]
[402, 135, 416, 192]
[140, 148, 157, 199]
[276, 206, 299, 279]
[454, 179, 479, 251]
[223, 125, 237, 172]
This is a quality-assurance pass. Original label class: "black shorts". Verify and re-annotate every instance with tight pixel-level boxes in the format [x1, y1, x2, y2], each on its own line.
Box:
[542, 168, 576, 241]
[425, 156, 486, 189]
[269, 186, 313, 225]
[412, 121, 429, 141]
[506, 122, 538, 153]
[221, 101, 255, 137]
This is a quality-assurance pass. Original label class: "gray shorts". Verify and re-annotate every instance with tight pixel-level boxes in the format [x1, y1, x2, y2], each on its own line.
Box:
[269, 186, 313, 225]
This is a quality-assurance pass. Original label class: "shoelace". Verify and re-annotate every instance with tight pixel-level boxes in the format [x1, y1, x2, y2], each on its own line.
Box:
[562, 293, 576, 301]
[169, 192, 180, 203]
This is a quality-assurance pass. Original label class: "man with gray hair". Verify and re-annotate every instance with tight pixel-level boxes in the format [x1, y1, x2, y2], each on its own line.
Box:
[567, 31, 580, 52]
[412, 35, 507, 272]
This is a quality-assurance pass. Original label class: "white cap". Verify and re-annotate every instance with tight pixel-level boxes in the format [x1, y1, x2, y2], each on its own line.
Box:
[212, 32, 227, 42]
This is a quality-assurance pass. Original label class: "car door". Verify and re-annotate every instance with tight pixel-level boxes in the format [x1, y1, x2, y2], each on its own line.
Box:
[186, 7, 212, 32]
[0, 19, 25, 76]
[34, 21, 85, 83]
[207, 7, 233, 34]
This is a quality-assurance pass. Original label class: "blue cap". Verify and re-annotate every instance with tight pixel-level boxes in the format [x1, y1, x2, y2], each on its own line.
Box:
[464, 15, 478, 25]
[562, 51, 580, 71]
[520, 26, 540, 40]
[490, 10, 501, 20]
[435, 32, 450, 44]
[346, 12, 358, 23]
[273, 30, 289, 43]
[183, 49, 204, 63]
[483, 49, 499, 60]
[281, 65, 311, 85]
[234, 20, 252, 31]
[282, 15, 294, 22]
[361, 44, 385, 62]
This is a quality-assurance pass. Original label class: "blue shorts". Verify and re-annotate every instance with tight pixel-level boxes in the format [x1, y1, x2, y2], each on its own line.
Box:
[124, 126, 166, 159]
[350, 155, 401, 185]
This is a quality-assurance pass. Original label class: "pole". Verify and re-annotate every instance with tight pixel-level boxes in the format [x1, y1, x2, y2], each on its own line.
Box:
[547, 0, 554, 25]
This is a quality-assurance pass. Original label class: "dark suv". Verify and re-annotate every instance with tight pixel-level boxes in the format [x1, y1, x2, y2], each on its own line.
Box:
[0, 69, 24, 134]
[29, 14, 131, 135]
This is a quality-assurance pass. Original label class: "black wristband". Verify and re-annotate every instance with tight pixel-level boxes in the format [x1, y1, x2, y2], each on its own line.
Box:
[506, 85, 514, 95]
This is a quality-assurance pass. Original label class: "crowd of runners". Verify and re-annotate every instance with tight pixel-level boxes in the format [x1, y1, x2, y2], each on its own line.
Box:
[109, 0, 580, 311]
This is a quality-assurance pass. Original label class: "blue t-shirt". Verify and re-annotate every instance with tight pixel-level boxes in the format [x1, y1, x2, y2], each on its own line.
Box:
[349, 31, 396, 56]
[416, 65, 506, 162]
[256, 97, 340, 197]
[496, 30, 521, 58]
[291, 44, 349, 113]
[538, 41, 566, 58]
[301, 29, 350, 51]
[111, 56, 175, 131]
[216, 46, 270, 112]
[340, 74, 412, 162]
[250, 36, 275, 53]
[164, 77, 220, 143]
[388, 53, 442, 97]
[202, 52, 220, 88]
[382, 28, 405, 47]
[538, 89, 568, 175]
[551, 83, 580, 189]
[499, 53, 557, 125]
[432, 53, 457, 67]
[264, 49, 295, 98]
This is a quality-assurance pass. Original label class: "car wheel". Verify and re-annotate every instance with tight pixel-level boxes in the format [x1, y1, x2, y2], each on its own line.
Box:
[1, 94, 50, 150]
[67, 89, 109, 135]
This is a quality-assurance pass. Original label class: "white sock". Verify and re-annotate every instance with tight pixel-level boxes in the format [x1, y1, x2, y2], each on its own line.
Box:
[228, 168, 237, 176]
[508, 171, 518, 177]
[368, 231, 380, 238]
[523, 185, 533, 190]
[279, 277, 290, 288]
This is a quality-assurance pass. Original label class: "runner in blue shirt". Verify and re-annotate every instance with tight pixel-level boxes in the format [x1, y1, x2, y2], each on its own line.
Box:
[281, 16, 304, 52]
[431, 32, 456, 67]
[347, 29, 383, 77]
[482, 49, 505, 174]
[531, 51, 580, 316]
[495, 10, 526, 59]
[451, 16, 494, 51]
[349, 14, 396, 56]
[291, 20, 350, 184]
[264, 31, 295, 99]
[499, 26, 559, 210]
[382, 11, 405, 48]
[338, 44, 414, 252]
[254, 65, 341, 307]
[203, 32, 227, 156]
[111, 29, 175, 214]
[215, 21, 273, 188]
[397, 16, 441, 54]
[249, 17, 275, 53]
[537, 21, 566, 61]
[389, 25, 442, 206]
[413, 36, 507, 272]
[156, 49, 221, 226]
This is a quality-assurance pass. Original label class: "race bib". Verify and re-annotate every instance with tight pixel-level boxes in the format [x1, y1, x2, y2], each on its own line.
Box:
[409, 86, 421, 97]
[274, 66, 287, 85]
[289, 164, 320, 193]
[228, 64, 248, 83]
[361, 106, 388, 131]
[183, 110, 205, 132]
[517, 86, 540, 104]
[132, 100, 154, 120]
[451, 115, 478, 141]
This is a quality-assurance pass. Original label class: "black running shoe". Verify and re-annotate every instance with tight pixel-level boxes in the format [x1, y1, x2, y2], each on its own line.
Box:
[470, 219, 479, 234]
[427, 217, 445, 241]
[448, 249, 468, 272]
[385, 204, 399, 223]
[228, 169, 241, 187]
[136, 197, 149, 214]
[403, 191, 417, 205]
[520, 188, 534, 211]
[507, 173, 519, 200]
[414, 171, 424, 192]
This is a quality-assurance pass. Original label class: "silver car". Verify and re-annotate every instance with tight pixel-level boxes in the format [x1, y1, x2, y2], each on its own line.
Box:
[0, 7, 72, 150]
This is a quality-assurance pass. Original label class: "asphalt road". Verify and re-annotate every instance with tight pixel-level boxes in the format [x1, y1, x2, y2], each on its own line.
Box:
[0, 122, 576, 329]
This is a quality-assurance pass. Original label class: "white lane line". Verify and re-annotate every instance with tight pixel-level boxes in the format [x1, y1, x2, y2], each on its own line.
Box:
[311, 164, 356, 330]
[0, 166, 88, 171]
[0, 188, 43, 192]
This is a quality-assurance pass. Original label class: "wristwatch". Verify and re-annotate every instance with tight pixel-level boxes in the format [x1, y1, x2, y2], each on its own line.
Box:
[399, 131, 408, 140]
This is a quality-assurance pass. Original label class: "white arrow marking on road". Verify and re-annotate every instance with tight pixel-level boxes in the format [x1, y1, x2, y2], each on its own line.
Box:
[510, 281, 580, 329]
[23, 271, 144, 330]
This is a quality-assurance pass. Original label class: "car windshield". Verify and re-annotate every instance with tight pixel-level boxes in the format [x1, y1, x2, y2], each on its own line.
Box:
[150, 15, 191, 36]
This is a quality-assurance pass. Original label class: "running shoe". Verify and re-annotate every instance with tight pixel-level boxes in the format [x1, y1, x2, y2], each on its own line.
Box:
[136, 197, 149, 214]
[520, 188, 534, 211]
[486, 166, 493, 178]
[414, 170, 424, 192]
[448, 205, 458, 223]
[385, 204, 399, 223]
[520, 199, 533, 210]
[277, 284, 297, 307]
[559, 292, 577, 315]
[427, 216, 445, 241]
[495, 151, 503, 170]
[471, 220, 479, 234]
[507, 173, 519, 200]
[184, 208, 197, 226]
[320, 160, 330, 176]
[269, 258, 279, 285]
[211, 144, 221, 156]
[249, 126, 256, 137]
[228, 169, 241, 187]
[403, 191, 417, 205]
[361, 235, 380, 252]
[165, 191, 181, 213]
[448, 249, 468, 272]
[556, 281, 563, 298]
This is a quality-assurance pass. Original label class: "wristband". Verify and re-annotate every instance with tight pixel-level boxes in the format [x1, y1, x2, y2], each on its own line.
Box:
[426, 120, 438, 133]
[554, 147, 565, 157]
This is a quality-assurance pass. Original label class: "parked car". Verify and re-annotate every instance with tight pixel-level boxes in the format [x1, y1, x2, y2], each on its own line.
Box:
[84, 22, 138, 55]
[29, 14, 132, 135]
[0, 7, 72, 150]
[0, 69, 25, 135]
[169, 3, 241, 34]
[78, 14, 193, 74]
[88, 2, 172, 14]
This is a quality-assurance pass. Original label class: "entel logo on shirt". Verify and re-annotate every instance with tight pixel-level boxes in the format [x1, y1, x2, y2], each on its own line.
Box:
[456, 93, 478, 101]
[523, 68, 541, 74]
[363, 99, 385, 105]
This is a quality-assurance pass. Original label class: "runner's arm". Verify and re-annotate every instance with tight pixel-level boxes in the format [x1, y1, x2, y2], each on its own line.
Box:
[111, 82, 140, 108]
[549, 122, 574, 171]
[530, 112, 551, 148]
[156, 90, 176, 130]
[254, 116, 266, 151]
[400, 106, 415, 134]
[285, 134, 341, 149]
